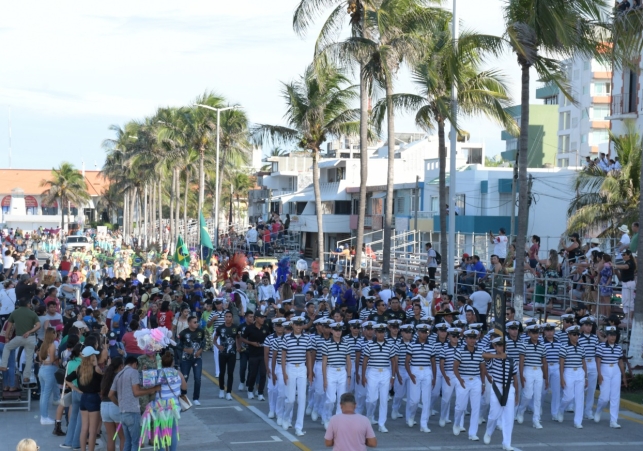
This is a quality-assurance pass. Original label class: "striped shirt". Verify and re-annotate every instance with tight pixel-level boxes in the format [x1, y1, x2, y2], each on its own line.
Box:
[522, 341, 547, 367]
[211, 310, 226, 328]
[397, 340, 414, 361]
[505, 339, 526, 360]
[322, 338, 351, 367]
[357, 337, 372, 366]
[386, 336, 402, 355]
[157, 367, 182, 401]
[363, 340, 397, 368]
[406, 340, 434, 367]
[281, 333, 310, 365]
[596, 342, 624, 365]
[579, 333, 599, 359]
[270, 334, 285, 365]
[487, 356, 518, 385]
[342, 335, 362, 360]
[555, 329, 569, 342]
[559, 343, 585, 369]
[440, 343, 459, 372]
[264, 334, 274, 360]
[359, 308, 375, 321]
[308, 334, 329, 362]
[543, 338, 562, 364]
[454, 346, 484, 376]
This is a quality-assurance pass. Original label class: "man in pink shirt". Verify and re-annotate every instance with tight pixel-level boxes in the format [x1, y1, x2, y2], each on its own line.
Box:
[324, 393, 377, 451]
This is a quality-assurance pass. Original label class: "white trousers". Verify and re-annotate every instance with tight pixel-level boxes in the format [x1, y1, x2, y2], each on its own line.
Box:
[273, 365, 287, 422]
[311, 361, 325, 414]
[431, 369, 444, 414]
[440, 371, 456, 422]
[545, 363, 561, 418]
[324, 367, 347, 422]
[284, 364, 307, 430]
[406, 366, 432, 429]
[518, 366, 544, 423]
[595, 364, 621, 423]
[348, 359, 356, 393]
[454, 376, 481, 437]
[365, 367, 391, 427]
[584, 359, 598, 417]
[355, 367, 367, 415]
[486, 384, 515, 447]
[559, 367, 585, 426]
[213, 336, 220, 376]
[392, 367, 409, 414]
[267, 358, 277, 413]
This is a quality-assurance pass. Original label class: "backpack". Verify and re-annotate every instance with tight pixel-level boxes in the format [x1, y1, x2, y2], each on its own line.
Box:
[69, 272, 79, 284]
[43, 270, 56, 286]
[434, 251, 442, 265]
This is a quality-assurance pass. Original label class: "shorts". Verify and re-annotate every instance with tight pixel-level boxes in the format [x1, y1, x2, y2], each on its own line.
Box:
[100, 401, 121, 423]
[80, 392, 101, 412]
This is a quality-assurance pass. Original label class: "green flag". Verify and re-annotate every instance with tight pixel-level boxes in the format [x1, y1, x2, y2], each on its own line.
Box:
[174, 235, 190, 268]
[200, 212, 214, 265]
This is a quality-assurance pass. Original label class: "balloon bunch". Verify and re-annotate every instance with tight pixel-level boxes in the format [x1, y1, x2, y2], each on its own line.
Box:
[139, 398, 181, 451]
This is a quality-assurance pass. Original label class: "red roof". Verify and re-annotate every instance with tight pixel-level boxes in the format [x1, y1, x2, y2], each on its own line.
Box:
[0, 169, 108, 197]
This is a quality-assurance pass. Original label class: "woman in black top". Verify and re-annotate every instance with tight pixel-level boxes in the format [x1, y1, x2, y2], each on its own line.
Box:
[66, 347, 103, 451]
[614, 250, 636, 323]
[563, 233, 581, 263]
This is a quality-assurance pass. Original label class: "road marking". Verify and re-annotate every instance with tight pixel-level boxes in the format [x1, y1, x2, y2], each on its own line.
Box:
[195, 406, 243, 411]
[202, 370, 311, 451]
[230, 436, 282, 444]
[372, 442, 643, 451]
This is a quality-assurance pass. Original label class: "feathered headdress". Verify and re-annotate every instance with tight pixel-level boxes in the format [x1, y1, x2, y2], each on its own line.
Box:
[218, 253, 247, 282]
[274, 256, 291, 291]
[134, 327, 176, 353]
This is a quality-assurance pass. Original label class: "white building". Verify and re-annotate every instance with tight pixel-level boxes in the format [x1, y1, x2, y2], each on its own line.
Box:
[554, 56, 612, 167]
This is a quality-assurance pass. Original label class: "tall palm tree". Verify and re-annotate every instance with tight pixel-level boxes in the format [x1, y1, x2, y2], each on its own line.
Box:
[40, 162, 91, 230]
[253, 63, 360, 268]
[373, 26, 517, 285]
[230, 171, 254, 224]
[502, 0, 609, 305]
[96, 184, 123, 224]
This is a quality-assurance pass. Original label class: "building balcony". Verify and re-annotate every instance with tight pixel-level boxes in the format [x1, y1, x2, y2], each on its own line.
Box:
[591, 95, 611, 104]
[433, 215, 515, 234]
[590, 120, 610, 129]
[608, 94, 638, 120]
[592, 71, 611, 79]
[350, 214, 383, 230]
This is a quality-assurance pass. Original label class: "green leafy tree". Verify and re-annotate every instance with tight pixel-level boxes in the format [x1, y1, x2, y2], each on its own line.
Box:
[40, 162, 91, 230]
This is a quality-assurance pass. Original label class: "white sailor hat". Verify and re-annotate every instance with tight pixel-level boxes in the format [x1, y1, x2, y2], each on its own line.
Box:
[468, 323, 483, 330]
[491, 336, 505, 345]
[348, 319, 362, 327]
[435, 323, 449, 331]
[524, 318, 537, 326]
[580, 316, 596, 325]
[319, 318, 333, 325]
[364, 296, 376, 301]
[421, 315, 435, 323]
[313, 317, 325, 325]
[605, 326, 618, 333]
[415, 324, 430, 332]
[526, 324, 540, 332]
[447, 327, 462, 334]
[566, 325, 581, 334]
[542, 322, 557, 330]
[330, 322, 344, 330]
[400, 324, 415, 332]
[361, 321, 376, 329]
[464, 305, 476, 313]
[387, 319, 402, 326]
[282, 321, 292, 328]
[506, 320, 521, 329]
[291, 316, 305, 324]
[282, 298, 294, 304]
[463, 329, 479, 338]
[560, 313, 575, 321]
[373, 323, 388, 331]
[272, 318, 286, 325]
[453, 319, 467, 327]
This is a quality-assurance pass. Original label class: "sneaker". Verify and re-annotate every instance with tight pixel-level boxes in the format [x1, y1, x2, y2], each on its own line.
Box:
[445, 419, 452, 424]
[305, 406, 313, 416]
[295, 429, 306, 437]
[248, 392, 254, 400]
[574, 423, 583, 429]
[533, 421, 543, 429]
[516, 413, 524, 424]
[469, 435, 479, 441]
[378, 425, 389, 433]
[257, 394, 265, 401]
[479, 417, 486, 425]
[484, 434, 491, 445]
[59, 445, 72, 449]
[502, 446, 514, 451]
[407, 420, 416, 427]
[311, 411, 318, 421]
[193, 400, 201, 406]
[453, 425, 461, 436]
[40, 417, 55, 425]
[556, 413, 564, 423]
[594, 412, 601, 423]
[276, 418, 282, 426]
[268, 411, 275, 419]
[219, 390, 225, 399]
[439, 419, 446, 427]
[391, 411, 401, 420]
[238, 383, 245, 391]
[282, 422, 291, 431]
[610, 422, 621, 429]
[226, 393, 232, 401]
[420, 427, 431, 433]
[323, 421, 329, 430]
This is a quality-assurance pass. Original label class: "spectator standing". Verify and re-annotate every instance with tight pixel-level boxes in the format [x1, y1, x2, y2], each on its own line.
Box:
[109, 356, 161, 451]
[157, 350, 188, 451]
[324, 392, 377, 451]
[100, 357, 125, 451]
[469, 282, 492, 329]
[0, 298, 41, 383]
[489, 229, 508, 264]
[177, 315, 206, 406]
[425, 243, 438, 282]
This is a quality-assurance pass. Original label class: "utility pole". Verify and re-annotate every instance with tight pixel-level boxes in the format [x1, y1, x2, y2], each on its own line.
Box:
[447, 0, 458, 294]
[509, 152, 518, 242]
[414, 175, 419, 232]
[514, 173, 533, 323]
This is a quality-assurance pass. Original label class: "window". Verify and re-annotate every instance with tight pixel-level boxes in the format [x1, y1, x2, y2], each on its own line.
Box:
[572, 117, 578, 128]
[590, 130, 609, 145]
[560, 112, 571, 130]
[574, 69, 580, 80]
[321, 202, 334, 214]
[591, 105, 610, 120]
[582, 86, 588, 95]
[395, 197, 405, 214]
[455, 194, 466, 216]
[296, 202, 307, 215]
[593, 82, 611, 95]
[335, 201, 351, 215]
[559, 135, 570, 153]
[558, 158, 570, 168]
[430, 196, 439, 213]
[581, 134, 588, 144]
[498, 192, 513, 216]
[582, 108, 589, 119]
[583, 60, 590, 70]
[352, 199, 359, 215]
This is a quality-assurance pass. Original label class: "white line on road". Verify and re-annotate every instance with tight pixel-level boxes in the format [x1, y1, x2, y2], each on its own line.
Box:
[231, 436, 283, 445]
[196, 406, 243, 411]
[246, 405, 300, 443]
[372, 442, 643, 451]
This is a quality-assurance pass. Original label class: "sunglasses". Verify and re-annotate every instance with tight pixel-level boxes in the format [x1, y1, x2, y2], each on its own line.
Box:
[350, 325, 360, 329]
[529, 330, 540, 334]
[569, 332, 579, 336]
[389, 325, 399, 329]
[418, 329, 429, 333]
[449, 333, 460, 337]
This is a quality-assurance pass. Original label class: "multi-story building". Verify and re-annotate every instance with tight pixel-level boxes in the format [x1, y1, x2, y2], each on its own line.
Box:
[556, 57, 612, 167]
[500, 104, 559, 167]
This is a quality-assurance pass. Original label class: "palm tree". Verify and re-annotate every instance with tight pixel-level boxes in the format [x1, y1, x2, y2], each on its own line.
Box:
[566, 122, 640, 236]
[373, 26, 517, 285]
[40, 162, 91, 230]
[501, 0, 609, 306]
[96, 184, 122, 224]
[230, 171, 254, 224]
[253, 63, 360, 268]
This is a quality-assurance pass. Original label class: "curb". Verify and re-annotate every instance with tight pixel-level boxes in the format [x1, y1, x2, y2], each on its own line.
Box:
[620, 397, 643, 415]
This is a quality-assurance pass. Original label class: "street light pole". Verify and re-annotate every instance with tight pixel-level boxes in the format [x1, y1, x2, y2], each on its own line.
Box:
[447, 0, 458, 294]
[194, 104, 240, 248]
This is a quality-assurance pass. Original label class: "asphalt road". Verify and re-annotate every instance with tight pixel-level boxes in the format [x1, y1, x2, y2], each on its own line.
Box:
[3, 355, 642, 451]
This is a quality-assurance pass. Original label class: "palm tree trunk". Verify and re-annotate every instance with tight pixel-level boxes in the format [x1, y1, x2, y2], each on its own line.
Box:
[158, 181, 163, 252]
[169, 170, 175, 244]
[438, 118, 448, 286]
[60, 196, 66, 231]
[198, 149, 205, 245]
[174, 168, 180, 244]
[129, 188, 136, 241]
[513, 61, 530, 313]
[150, 182, 156, 244]
[184, 172, 189, 245]
[122, 191, 127, 236]
[630, 135, 643, 368]
[312, 149, 324, 265]
[381, 78, 396, 280]
[143, 184, 148, 247]
[354, 64, 369, 274]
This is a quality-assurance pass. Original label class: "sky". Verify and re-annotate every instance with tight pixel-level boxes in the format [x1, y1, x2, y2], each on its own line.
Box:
[0, 0, 538, 170]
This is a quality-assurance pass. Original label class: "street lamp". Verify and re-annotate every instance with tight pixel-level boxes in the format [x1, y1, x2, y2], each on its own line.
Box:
[194, 104, 241, 248]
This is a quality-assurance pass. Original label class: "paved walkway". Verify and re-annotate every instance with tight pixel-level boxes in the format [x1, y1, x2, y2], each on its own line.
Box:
[2, 355, 643, 451]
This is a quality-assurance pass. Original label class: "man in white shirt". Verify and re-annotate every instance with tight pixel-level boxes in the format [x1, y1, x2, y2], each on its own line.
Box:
[469, 282, 492, 330]
[585, 238, 601, 260]
[617, 225, 630, 256]
[489, 228, 508, 264]
[257, 276, 278, 302]
[246, 226, 258, 253]
[378, 283, 393, 305]
[2, 250, 14, 277]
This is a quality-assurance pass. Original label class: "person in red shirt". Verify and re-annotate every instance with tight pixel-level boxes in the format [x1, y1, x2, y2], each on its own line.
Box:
[58, 256, 72, 277]
[157, 301, 174, 328]
[122, 319, 145, 358]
